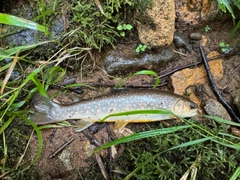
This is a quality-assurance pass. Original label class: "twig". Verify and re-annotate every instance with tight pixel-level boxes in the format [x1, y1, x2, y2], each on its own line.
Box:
[82, 130, 110, 180]
[94, 153, 110, 180]
[159, 54, 230, 79]
[48, 137, 75, 158]
[200, 46, 240, 123]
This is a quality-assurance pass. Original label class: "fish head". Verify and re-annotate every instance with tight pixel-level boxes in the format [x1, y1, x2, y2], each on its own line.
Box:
[171, 98, 198, 118]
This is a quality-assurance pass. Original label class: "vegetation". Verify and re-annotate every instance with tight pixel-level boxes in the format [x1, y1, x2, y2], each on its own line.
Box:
[217, 0, 240, 34]
[136, 44, 147, 53]
[205, 25, 211, 32]
[0, 0, 240, 179]
[219, 42, 231, 53]
[68, 0, 151, 50]
[117, 23, 133, 37]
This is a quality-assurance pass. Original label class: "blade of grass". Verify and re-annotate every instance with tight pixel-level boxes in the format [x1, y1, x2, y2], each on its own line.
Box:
[230, 166, 240, 180]
[168, 137, 214, 150]
[201, 114, 240, 127]
[30, 75, 47, 97]
[0, 41, 52, 60]
[117, 70, 160, 88]
[14, 114, 43, 170]
[0, 63, 11, 73]
[0, 51, 20, 95]
[2, 127, 7, 174]
[100, 109, 173, 122]
[132, 70, 160, 88]
[210, 138, 240, 150]
[94, 125, 191, 152]
[43, 66, 66, 91]
[0, 115, 15, 135]
[182, 116, 240, 150]
[217, 0, 235, 19]
[0, 67, 42, 123]
[0, 13, 48, 34]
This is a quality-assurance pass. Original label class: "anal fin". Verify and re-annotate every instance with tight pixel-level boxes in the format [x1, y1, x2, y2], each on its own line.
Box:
[113, 121, 134, 136]
[113, 121, 129, 131]
[75, 120, 94, 132]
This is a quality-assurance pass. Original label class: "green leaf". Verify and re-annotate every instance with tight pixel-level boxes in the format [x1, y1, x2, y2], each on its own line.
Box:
[120, 31, 125, 36]
[142, 45, 147, 51]
[132, 70, 160, 88]
[217, 0, 236, 19]
[169, 137, 214, 150]
[201, 114, 240, 127]
[219, 42, 225, 47]
[0, 13, 49, 34]
[230, 166, 240, 180]
[126, 24, 133, 30]
[117, 24, 123, 30]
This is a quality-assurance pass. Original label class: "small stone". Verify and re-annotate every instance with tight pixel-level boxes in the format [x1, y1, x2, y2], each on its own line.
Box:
[173, 31, 192, 53]
[103, 44, 177, 75]
[137, 0, 175, 47]
[204, 99, 231, 120]
[233, 92, 240, 113]
[189, 32, 202, 40]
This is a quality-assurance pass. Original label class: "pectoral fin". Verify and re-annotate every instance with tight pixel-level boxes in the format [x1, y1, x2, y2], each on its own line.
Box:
[113, 121, 129, 131]
[75, 120, 94, 132]
[113, 121, 133, 137]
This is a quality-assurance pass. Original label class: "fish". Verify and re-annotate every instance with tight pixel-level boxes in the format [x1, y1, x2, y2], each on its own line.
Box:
[29, 89, 198, 132]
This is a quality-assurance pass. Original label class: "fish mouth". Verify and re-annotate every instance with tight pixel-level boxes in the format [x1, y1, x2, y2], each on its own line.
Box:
[196, 108, 203, 115]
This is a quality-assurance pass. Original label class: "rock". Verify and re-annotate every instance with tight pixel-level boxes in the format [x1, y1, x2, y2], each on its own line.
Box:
[3, 6, 65, 57]
[175, 0, 218, 30]
[137, 0, 175, 47]
[171, 51, 223, 106]
[204, 99, 231, 120]
[173, 31, 192, 53]
[233, 91, 240, 113]
[103, 44, 177, 75]
[189, 32, 202, 40]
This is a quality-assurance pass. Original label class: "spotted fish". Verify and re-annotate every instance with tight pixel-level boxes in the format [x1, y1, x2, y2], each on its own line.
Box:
[30, 89, 198, 132]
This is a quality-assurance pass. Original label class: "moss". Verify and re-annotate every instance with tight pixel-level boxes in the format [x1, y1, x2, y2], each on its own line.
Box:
[0, 117, 40, 180]
[68, 0, 152, 51]
[112, 122, 240, 179]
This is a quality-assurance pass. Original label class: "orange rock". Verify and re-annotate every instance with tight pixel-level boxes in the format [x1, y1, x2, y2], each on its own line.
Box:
[170, 51, 223, 107]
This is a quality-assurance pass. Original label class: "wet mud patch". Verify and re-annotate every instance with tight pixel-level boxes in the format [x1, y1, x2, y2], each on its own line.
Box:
[29, 125, 114, 179]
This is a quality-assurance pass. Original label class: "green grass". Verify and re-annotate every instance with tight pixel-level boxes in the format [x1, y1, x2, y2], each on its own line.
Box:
[1, 0, 240, 179]
[217, 0, 240, 34]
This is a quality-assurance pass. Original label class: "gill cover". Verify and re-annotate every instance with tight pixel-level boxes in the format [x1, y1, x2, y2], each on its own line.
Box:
[172, 99, 198, 117]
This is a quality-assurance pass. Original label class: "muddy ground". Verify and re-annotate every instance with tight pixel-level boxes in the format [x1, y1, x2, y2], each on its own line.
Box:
[26, 20, 240, 180]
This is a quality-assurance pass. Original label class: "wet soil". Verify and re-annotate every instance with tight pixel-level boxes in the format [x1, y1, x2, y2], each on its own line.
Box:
[27, 20, 240, 179]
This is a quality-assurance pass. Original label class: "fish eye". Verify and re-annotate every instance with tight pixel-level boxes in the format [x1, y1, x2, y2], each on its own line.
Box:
[190, 102, 197, 109]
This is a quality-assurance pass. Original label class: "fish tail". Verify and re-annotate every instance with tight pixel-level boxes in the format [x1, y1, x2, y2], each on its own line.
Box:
[29, 93, 60, 125]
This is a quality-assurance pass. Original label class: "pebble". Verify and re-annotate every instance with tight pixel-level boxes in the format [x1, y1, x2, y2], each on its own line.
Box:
[189, 32, 202, 40]
[173, 31, 192, 53]
[204, 99, 231, 120]
[103, 44, 177, 75]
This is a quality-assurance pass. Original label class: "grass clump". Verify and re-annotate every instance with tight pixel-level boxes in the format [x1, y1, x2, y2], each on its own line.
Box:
[112, 122, 240, 180]
[68, 0, 152, 50]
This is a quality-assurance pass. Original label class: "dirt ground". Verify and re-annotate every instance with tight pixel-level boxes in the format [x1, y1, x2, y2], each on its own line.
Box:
[27, 19, 240, 179]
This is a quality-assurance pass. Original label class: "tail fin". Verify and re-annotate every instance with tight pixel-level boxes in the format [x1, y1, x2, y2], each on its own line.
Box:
[29, 93, 60, 125]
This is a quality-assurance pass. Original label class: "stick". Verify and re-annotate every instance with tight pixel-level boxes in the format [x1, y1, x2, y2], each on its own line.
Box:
[200, 46, 240, 123]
